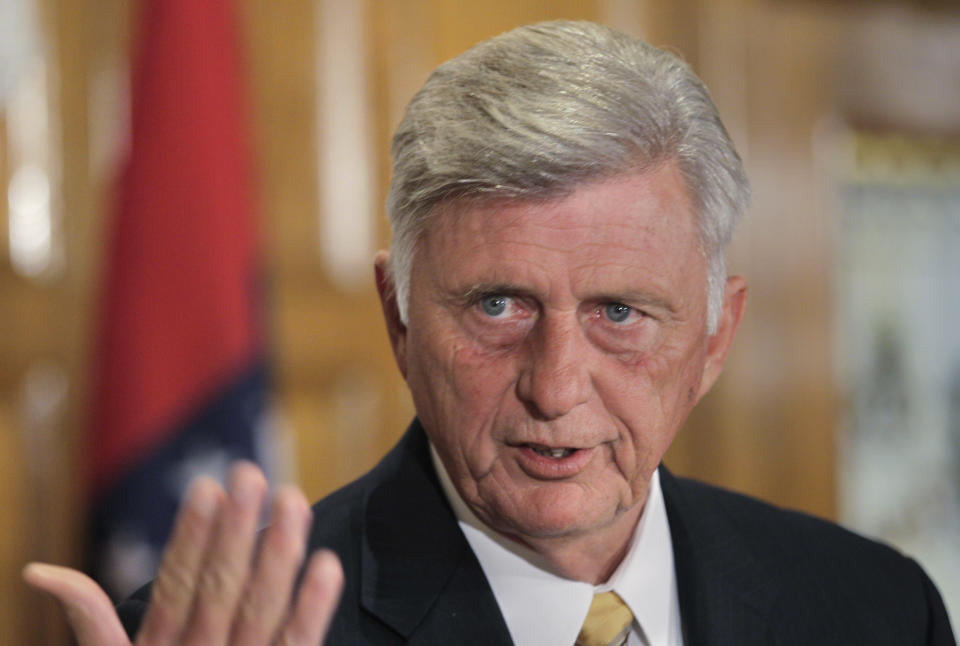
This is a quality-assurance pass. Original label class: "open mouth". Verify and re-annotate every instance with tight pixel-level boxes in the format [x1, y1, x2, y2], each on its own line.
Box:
[527, 444, 577, 459]
[513, 442, 593, 478]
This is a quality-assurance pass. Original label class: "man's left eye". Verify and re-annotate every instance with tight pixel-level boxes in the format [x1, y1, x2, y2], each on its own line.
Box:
[603, 302, 634, 323]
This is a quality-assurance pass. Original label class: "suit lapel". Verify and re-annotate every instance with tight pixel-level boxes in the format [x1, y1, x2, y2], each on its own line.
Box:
[359, 422, 513, 644]
[660, 467, 777, 646]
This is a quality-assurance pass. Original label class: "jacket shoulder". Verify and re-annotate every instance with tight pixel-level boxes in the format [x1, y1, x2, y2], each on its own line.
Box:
[669, 474, 891, 555]
[665, 473, 956, 644]
[668, 474, 919, 571]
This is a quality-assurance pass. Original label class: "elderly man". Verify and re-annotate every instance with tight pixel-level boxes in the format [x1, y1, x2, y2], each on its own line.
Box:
[26, 20, 955, 646]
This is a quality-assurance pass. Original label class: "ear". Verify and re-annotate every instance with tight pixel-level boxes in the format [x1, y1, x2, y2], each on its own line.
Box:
[696, 275, 747, 401]
[374, 250, 409, 379]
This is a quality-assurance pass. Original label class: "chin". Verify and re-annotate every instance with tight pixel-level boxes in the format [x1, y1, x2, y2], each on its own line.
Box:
[490, 492, 619, 540]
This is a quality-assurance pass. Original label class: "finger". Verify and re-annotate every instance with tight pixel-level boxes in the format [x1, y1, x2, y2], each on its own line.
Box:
[230, 486, 311, 646]
[23, 562, 131, 646]
[183, 462, 268, 646]
[274, 550, 344, 646]
[137, 476, 224, 645]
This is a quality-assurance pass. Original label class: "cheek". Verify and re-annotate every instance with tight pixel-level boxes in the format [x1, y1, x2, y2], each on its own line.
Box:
[643, 334, 707, 399]
[410, 335, 524, 489]
[601, 340, 707, 455]
[443, 328, 521, 397]
[406, 326, 518, 432]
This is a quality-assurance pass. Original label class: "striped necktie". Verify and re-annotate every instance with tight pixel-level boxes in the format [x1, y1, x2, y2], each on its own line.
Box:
[576, 591, 634, 646]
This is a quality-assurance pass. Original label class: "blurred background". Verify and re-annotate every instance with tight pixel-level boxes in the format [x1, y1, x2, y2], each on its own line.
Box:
[0, 0, 958, 642]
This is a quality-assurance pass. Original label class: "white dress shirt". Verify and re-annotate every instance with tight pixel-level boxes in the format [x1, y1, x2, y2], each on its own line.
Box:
[431, 446, 684, 646]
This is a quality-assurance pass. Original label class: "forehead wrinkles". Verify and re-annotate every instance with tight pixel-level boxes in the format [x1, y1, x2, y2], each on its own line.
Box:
[416, 167, 703, 298]
[426, 206, 686, 286]
[429, 202, 658, 258]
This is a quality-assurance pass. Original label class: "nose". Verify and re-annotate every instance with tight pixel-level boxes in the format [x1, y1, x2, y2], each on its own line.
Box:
[516, 315, 592, 420]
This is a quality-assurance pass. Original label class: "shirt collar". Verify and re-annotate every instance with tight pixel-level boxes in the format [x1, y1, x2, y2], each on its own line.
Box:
[430, 445, 679, 646]
[598, 467, 680, 646]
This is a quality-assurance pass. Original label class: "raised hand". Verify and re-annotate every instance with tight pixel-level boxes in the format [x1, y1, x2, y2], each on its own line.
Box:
[23, 462, 344, 646]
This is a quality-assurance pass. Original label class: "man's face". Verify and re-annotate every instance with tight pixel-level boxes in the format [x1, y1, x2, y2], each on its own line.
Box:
[377, 163, 744, 545]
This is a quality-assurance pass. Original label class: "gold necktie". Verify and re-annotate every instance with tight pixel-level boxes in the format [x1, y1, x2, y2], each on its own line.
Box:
[576, 591, 634, 646]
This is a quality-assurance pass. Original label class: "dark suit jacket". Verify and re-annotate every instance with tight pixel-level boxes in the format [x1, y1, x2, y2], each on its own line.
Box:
[119, 419, 956, 644]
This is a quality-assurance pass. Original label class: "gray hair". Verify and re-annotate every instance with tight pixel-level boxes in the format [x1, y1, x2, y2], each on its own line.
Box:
[386, 20, 749, 333]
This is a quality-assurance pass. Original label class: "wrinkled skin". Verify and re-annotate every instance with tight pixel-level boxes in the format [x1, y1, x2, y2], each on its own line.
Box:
[376, 163, 746, 582]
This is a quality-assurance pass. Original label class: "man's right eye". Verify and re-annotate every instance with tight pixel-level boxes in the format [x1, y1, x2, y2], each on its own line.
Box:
[480, 295, 509, 317]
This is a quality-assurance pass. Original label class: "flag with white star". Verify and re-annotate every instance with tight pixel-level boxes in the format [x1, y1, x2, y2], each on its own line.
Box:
[84, 0, 275, 601]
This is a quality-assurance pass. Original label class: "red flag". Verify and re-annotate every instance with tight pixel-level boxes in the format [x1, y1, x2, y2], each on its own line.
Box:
[86, 0, 269, 599]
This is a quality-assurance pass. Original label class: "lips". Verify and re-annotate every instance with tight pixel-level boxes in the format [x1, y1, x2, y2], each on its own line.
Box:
[513, 442, 595, 479]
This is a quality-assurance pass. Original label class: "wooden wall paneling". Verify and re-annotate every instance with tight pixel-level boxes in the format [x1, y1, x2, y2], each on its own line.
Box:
[741, 2, 840, 518]
[0, 398, 32, 646]
[241, 0, 412, 501]
[6, 0, 110, 640]
[244, 0, 343, 501]
[429, 0, 600, 60]
[241, 0, 318, 280]
[634, 0, 703, 65]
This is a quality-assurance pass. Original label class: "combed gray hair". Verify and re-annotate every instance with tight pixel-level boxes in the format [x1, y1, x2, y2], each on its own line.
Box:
[386, 20, 749, 333]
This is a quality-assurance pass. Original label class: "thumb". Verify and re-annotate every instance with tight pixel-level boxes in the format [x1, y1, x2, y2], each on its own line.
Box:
[23, 562, 131, 646]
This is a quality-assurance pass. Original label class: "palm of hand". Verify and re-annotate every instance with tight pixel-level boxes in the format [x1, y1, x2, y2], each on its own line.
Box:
[23, 463, 344, 646]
